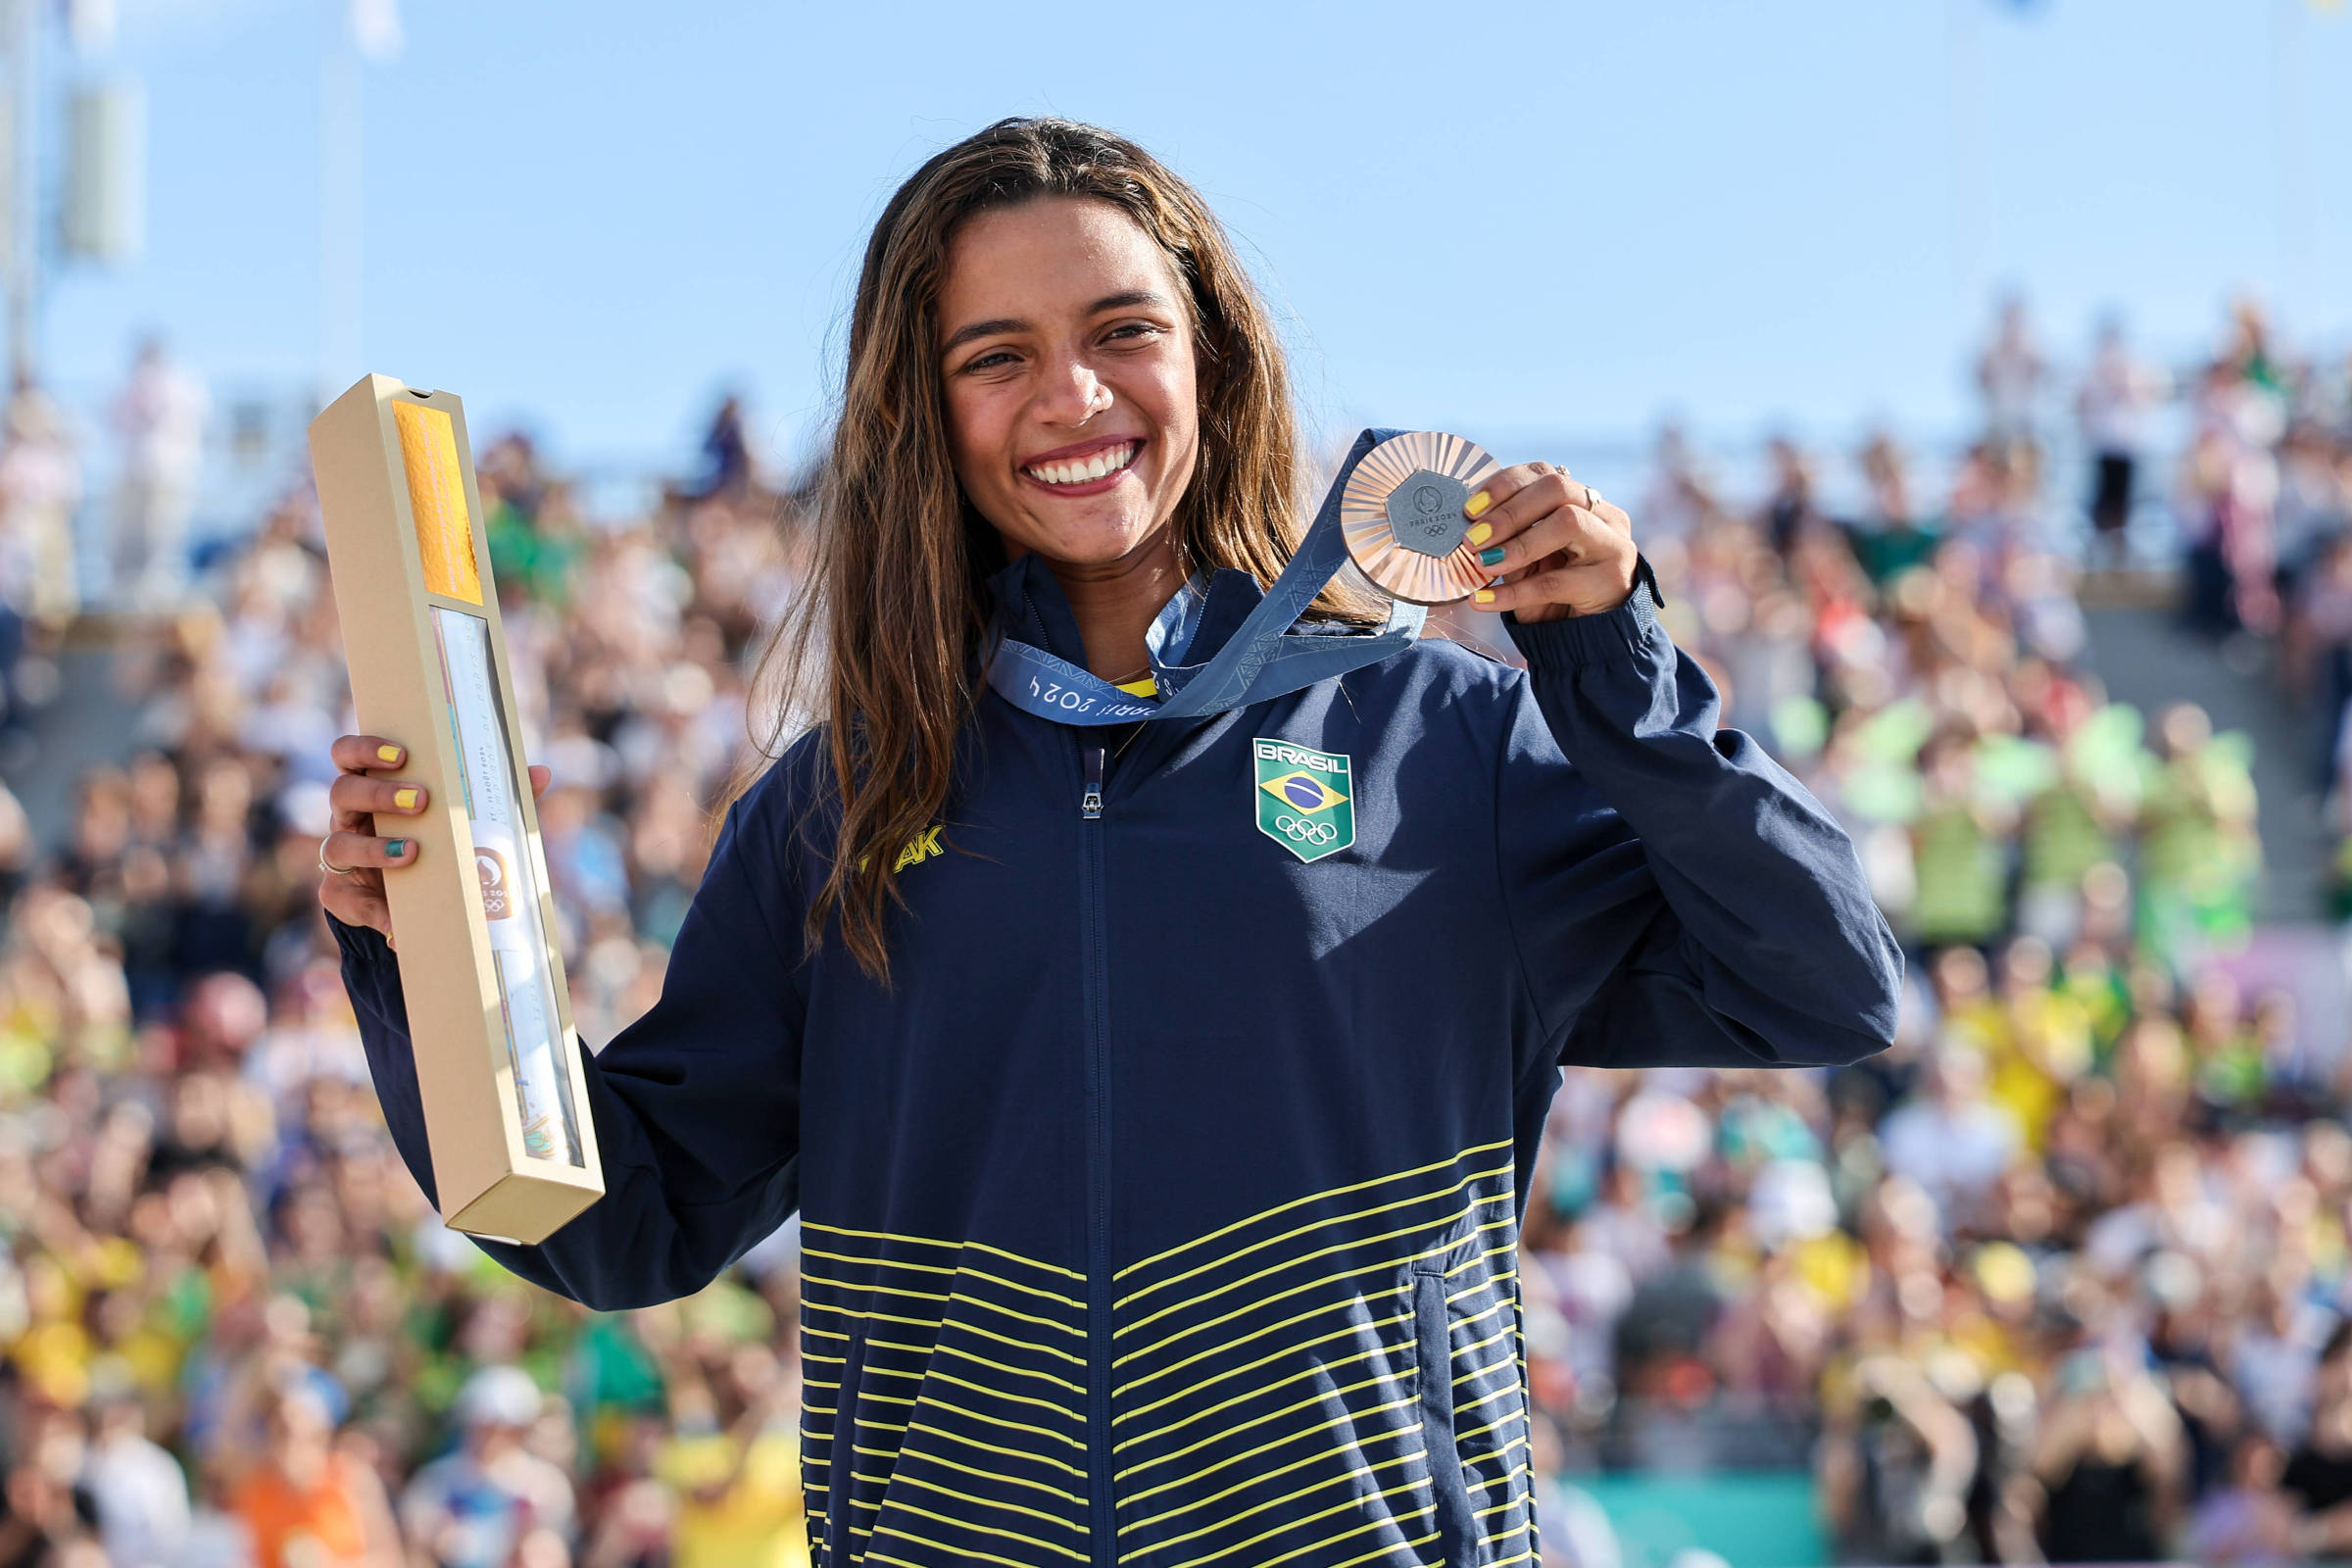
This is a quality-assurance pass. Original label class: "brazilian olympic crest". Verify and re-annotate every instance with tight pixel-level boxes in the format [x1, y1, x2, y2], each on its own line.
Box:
[1252, 737, 1354, 864]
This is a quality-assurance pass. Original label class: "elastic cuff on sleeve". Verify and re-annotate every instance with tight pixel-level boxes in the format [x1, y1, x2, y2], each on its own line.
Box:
[1504, 555, 1668, 670]
[326, 907, 395, 968]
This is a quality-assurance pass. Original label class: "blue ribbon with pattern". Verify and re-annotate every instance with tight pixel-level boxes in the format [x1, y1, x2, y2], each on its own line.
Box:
[985, 428, 1425, 725]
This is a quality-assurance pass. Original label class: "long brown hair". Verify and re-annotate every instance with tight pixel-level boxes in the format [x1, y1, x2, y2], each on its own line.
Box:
[728, 117, 1327, 981]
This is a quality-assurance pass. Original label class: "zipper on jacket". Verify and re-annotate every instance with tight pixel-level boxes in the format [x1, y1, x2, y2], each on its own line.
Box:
[1076, 739, 1113, 1563]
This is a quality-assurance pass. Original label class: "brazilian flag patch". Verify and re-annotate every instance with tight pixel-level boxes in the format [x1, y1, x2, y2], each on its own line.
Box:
[1252, 737, 1353, 863]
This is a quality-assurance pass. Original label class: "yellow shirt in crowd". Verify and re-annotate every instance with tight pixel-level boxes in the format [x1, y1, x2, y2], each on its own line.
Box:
[655, 1425, 811, 1568]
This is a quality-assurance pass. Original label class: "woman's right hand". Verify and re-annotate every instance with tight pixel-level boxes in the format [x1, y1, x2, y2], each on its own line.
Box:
[319, 733, 431, 950]
[319, 732, 550, 950]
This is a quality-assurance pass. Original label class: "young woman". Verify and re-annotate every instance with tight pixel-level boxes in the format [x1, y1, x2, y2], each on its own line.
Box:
[318, 119, 1900, 1568]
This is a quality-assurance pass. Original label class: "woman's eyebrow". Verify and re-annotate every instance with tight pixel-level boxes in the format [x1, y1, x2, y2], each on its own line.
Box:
[942, 317, 1028, 354]
[1089, 290, 1169, 314]
[941, 292, 1172, 354]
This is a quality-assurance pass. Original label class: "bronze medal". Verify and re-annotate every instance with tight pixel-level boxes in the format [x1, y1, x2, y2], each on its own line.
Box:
[1338, 430, 1501, 605]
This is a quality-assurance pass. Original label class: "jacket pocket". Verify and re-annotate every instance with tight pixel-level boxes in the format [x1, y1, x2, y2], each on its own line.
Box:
[1413, 1265, 1482, 1567]
[824, 1328, 868, 1567]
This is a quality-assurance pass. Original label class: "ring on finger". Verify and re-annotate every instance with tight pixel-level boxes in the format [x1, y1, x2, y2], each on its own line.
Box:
[1583, 482, 1601, 511]
[318, 835, 360, 878]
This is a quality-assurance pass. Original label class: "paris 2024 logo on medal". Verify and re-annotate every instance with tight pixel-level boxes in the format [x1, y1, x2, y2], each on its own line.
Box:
[1253, 737, 1353, 863]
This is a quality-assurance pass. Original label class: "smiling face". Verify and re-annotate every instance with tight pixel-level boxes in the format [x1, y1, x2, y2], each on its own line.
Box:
[936, 197, 1200, 571]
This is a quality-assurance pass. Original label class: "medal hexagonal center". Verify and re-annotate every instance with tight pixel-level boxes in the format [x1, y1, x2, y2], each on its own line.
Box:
[1385, 468, 1472, 558]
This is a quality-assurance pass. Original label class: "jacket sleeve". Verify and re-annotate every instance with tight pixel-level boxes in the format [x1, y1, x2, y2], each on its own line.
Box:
[331, 768, 806, 1310]
[1497, 574, 1901, 1072]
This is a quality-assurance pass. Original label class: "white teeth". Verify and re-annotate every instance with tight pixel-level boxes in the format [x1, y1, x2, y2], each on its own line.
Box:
[1028, 442, 1136, 486]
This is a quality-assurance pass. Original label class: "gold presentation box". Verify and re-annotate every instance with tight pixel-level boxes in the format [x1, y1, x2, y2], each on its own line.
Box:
[310, 373, 604, 1245]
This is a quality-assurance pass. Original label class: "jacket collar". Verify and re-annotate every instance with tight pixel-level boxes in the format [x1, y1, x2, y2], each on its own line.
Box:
[986, 555, 1267, 673]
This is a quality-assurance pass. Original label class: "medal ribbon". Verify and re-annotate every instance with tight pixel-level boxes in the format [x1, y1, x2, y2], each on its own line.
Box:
[985, 427, 1428, 725]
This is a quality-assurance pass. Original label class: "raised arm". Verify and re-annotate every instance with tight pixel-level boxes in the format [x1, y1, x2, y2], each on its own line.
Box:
[322, 734, 806, 1309]
[1453, 463, 1898, 1073]
[1497, 581, 1903, 1071]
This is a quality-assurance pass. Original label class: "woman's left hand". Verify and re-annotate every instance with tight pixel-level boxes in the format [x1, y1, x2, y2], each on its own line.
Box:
[1460, 461, 1638, 623]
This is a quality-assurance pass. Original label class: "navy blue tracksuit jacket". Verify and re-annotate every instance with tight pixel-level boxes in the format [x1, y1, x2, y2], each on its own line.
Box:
[335, 561, 1901, 1568]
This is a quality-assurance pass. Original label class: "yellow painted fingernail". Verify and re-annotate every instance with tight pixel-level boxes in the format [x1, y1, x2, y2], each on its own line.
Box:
[377, 744, 402, 763]
[1465, 491, 1492, 518]
[1465, 522, 1493, 547]
[1474, 589, 1495, 605]
[394, 787, 419, 809]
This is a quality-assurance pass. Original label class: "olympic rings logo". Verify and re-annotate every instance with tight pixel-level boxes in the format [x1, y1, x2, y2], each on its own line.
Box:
[1274, 813, 1340, 846]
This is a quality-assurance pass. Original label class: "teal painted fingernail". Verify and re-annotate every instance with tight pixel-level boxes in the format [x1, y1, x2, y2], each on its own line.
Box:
[1478, 547, 1506, 566]
[385, 839, 408, 858]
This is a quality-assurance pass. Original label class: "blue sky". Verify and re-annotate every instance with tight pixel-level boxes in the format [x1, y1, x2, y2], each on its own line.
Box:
[36, 0, 2352, 479]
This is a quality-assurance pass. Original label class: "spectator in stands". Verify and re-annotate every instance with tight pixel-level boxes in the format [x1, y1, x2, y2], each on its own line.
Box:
[684, 395, 752, 503]
[0, 1403, 100, 1568]
[1880, 1046, 2018, 1233]
[1845, 429, 1941, 588]
[2022, 1344, 2186, 1563]
[2077, 315, 2162, 569]
[109, 336, 211, 612]
[225, 1383, 400, 1568]
[2188, 1434, 2297, 1566]
[1976, 292, 2047, 464]
[1758, 434, 1817, 560]
[0, 382, 83, 630]
[399, 1367, 576, 1568]
[652, 1344, 808, 1568]
[78, 1391, 191, 1568]
[2283, 1323, 2352, 1553]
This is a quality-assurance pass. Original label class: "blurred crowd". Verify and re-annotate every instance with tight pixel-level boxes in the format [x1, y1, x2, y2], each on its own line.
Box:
[1517, 298, 2352, 1565]
[0, 396, 819, 1568]
[0, 297, 2344, 1568]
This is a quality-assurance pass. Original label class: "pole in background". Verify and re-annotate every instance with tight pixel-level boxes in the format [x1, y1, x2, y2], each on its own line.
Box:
[0, 0, 136, 389]
[320, 0, 400, 409]
[64, 0, 111, 52]
[63, 80, 142, 266]
[8, 0, 40, 391]
[318, 39, 357, 407]
[2271, 0, 2312, 333]
[1945, 0, 1992, 329]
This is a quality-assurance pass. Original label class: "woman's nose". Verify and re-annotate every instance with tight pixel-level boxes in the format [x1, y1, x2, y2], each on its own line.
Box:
[1036, 359, 1110, 425]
